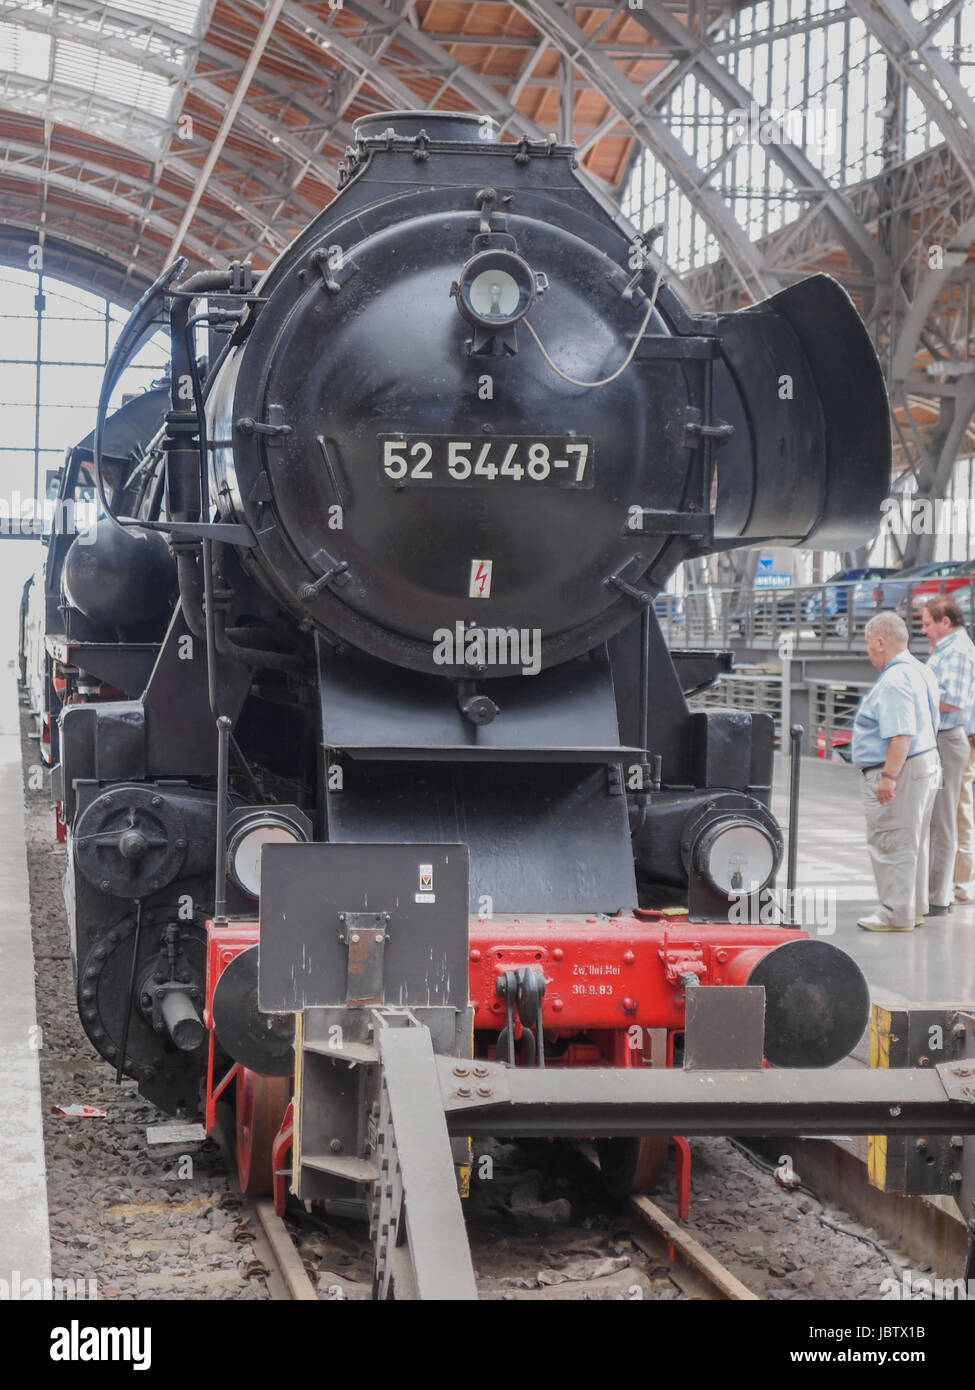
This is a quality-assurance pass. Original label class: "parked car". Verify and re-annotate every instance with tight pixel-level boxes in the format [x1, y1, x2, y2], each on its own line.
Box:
[901, 562, 975, 630]
[875, 560, 973, 612]
[816, 728, 853, 762]
[953, 585, 975, 626]
[729, 587, 797, 638]
[803, 567, 896, 637]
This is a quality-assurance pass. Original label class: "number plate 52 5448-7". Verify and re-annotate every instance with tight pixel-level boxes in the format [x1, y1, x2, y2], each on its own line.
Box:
[378, 435, 593, 487]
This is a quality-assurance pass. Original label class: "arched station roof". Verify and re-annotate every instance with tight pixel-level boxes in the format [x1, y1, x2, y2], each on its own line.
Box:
[1, 0, 974, 496]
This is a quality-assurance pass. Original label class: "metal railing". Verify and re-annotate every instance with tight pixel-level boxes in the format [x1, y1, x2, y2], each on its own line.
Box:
[689, 670, 782, 717]
[654, 576, 975, 653]
[688, 669, 783, 743]
[689, 669, 872, 760]
[811, 679, 871, 762]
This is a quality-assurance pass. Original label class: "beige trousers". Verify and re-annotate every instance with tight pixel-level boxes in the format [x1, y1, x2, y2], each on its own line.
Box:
[955, 737, 975, 899]
[929, 727, 970, 907]
[862, 749, 940, 927]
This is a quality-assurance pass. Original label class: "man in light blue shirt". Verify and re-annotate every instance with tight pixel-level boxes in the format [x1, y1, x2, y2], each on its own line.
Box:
[922, 596, 975, 911]
[852, 611, 941, 931]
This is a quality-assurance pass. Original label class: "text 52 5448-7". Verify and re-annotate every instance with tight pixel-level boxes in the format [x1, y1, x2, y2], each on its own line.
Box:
[378, 435, 594, 487]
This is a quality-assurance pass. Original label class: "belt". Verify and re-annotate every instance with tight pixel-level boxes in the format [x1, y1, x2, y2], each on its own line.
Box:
[859, 748, 936, 775]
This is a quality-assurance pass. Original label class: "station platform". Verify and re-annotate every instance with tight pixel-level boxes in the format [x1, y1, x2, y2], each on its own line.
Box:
[773, 756, 975, 1005]
[0, 657, 51, 1290]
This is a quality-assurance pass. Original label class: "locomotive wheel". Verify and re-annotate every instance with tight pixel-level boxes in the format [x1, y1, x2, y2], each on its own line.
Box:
[235, 1069, 291, 1197]
[597, 1136, 669, 1196]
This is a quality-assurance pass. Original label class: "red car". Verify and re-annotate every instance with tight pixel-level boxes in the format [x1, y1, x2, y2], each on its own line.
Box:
[901, 562, 975, 629]
[816, 729, 852, 762]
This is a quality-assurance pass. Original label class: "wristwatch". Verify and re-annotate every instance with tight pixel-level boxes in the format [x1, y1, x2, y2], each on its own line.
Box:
[880, 771, 898, 782]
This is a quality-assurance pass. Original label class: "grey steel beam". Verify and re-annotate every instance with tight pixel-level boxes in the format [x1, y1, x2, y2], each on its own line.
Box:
[0, 94, 302, 251]
[846, 0, 975, 193]
[507, 37, 550, 110]
[0, 129, 284, 263]
[281, 3, 425, 115]
[899, 377, 975, 566]
[375, 1019, 478, 1301]
[338, 0, 543, 140]
[683, 140, 973, 382]
[0, 147, 216, 262]
[613, 0, 890, 282]
[165, 0, 288, 259]
[0, 0, 345, 189]
[892, 210, 975, 381]
[0, 66, 323, 234]
[326, 0, 639, 240]
[269, 0, 417, 216]
[438, 1058, 975, 1139]
[509, 0, 772, 299]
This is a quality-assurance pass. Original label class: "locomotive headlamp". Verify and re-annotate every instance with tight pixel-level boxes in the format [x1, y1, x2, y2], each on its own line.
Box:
[694, 816, 777, 896]
[227, 806, 311, 899]
[454, 249, 536, 328]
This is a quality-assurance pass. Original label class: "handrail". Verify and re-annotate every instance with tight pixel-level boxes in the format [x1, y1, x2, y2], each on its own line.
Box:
[652, 574, 975, 655]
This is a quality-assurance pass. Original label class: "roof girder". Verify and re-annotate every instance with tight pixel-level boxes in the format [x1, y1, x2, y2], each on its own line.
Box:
[0, 86, 297, 256]
[0, 136, 218, 261]
[0, 0, 346, 189]
[613, 0, 890, 281]
[508, 0, 772, 299]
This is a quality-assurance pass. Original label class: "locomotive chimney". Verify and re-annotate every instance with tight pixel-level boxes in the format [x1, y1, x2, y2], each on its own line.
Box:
[352, 110, 500, 143]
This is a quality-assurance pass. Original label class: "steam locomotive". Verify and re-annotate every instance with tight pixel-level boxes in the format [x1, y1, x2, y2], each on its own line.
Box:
[44, 110, 889, 1198]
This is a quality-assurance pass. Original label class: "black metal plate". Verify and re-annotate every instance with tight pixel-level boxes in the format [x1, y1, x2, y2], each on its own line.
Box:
[258, 843, 469, 1013]
[318, 643, 637, 753]
[324, 761, 637, 915]
[684, 986, 766, 1070]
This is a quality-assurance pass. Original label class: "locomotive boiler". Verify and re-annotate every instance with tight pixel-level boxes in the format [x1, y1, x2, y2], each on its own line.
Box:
[50, 110, 889, 1199]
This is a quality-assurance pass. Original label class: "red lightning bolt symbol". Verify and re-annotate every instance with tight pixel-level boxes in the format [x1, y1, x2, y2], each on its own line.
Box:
[475, 563, 488, 595]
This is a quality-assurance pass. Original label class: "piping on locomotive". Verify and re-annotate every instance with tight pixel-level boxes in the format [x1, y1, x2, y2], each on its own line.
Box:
[45, 110, 890, 1200]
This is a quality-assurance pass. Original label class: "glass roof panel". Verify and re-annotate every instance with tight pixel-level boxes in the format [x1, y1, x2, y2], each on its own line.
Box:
[53, 39, 175, 119]
[111, 0, 205, 37]
[0, 21, 50, 79]
[0, 0, 207, 131]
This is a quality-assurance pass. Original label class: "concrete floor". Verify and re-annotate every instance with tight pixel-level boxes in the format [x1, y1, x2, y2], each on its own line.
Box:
[0, 656, 50, 1291]
[773, 755, 975, 1006]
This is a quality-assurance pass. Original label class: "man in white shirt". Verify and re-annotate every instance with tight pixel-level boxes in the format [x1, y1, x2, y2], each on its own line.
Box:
[922, 597, 975, 913]
[852, 612, 941, 931]
[954, 704, 975, 901]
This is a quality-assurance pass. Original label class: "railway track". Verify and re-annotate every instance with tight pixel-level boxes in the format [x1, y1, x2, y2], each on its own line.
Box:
[580, 1145, 756, 1300]
[242, 1128, 915, 1301]
[241, 1141, 758, 1302]
[249, 1200, 317, 1300]
[244, 1197, 754, 1302]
